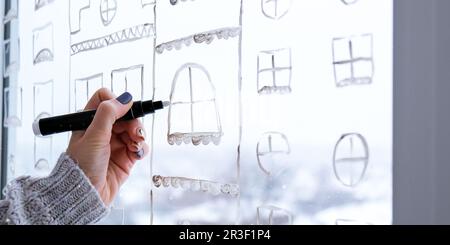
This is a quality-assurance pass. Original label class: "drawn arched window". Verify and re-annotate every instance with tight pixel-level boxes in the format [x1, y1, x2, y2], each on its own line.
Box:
[256, 132, 290, 176]
[168, 63, 222, 146]
[333, 133, 369, 187]
[257, 48, 292, 95]
[33, 81, 54, 172]
[332, 34, 374, 87]
[33, 23, 54, 65]
[261, 0, 292, 20]
[257, 205, 293, 225]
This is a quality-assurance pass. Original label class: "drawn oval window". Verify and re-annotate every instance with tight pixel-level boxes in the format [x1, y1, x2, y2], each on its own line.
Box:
[100, 0, 117, 26]
[261, 0, 293, 20]
[168, 63, 223, 146]
[333, 133, 369, 187]
[256, 132, 291, 176]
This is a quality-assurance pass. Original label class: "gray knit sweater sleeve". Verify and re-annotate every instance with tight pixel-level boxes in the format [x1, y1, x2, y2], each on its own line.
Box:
[0, 153, 108, 225]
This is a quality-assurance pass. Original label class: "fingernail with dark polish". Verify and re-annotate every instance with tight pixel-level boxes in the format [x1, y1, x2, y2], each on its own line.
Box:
[136, 149, 144, 159]
[137, 128, 146, 140]
[116, 92, 132, 105]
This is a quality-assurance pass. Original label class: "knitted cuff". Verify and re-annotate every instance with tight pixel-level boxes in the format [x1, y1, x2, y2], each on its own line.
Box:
[5, 153, 108, 225]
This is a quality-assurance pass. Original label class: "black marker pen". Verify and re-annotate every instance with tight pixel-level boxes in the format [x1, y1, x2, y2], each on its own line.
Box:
[32, 100, 169, 137]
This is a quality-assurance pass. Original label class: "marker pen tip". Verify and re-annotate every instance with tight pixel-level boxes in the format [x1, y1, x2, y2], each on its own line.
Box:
[162, 101, 171, 108]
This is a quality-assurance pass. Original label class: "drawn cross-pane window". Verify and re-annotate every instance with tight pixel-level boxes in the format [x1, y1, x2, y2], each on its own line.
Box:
[168, 63, 222, 146]
[141, 0, 156, 8]
[261, 0, 293, 20]
[257, 48, 292, 95]
[256, 132, 290, 176]
[332, 34, 374, 87]
[111, 65, 144, 100]
[33, 81, 54, 172]
[256, 205, 293, 225]
[35, 0, 55, 11]
[4, 0, 18, 23]
[3, 39, 20, 78]
[75, 74, 103, 111]
[100, 0, 117, 26]
[70, 0, 90, 34]
[3, 86, 22, 127]
[33, 23, 54, 65]
[341, 0, 359, 5]
[333, 133, 369, 187]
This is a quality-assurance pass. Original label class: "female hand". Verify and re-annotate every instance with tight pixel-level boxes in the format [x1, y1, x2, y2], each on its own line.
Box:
[67, 88, 149, 206]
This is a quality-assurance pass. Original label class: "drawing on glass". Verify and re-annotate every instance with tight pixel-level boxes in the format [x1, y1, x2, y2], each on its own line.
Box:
[335, 219, 372, 225]
[100, 0, 117, 26]
[3, 39, 20, 78]
[333, 133, 369, 187]
[153, 175, 240, 198]
[33, 23, 54, 65]
[156, 27, 241, 54]
[169, 0, 196, 6]
[332, 33, 374, 87]
[3, 86, 22, 127]
[167, 63, 223, 146]
[256, 132, 290, 176]
[256, 205, 293, 225]
[3, 0, 18, 23]
[71, 23, 155, 55]
[33, 81, 54, 171]
[141, 0, 156, 8]
[8, 154, 15, 177]
[69, 0, 90, 34]
[35, 0, 54, 11]
[261, 0, 293, 20]
[340, 0, 359, 5]
[257, 48, 292, 95]
[111, 65, 144, 100]
[74, 73, 103, 111]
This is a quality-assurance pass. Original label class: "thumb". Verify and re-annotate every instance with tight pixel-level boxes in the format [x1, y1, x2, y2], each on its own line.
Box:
[85, 92, 133, 137]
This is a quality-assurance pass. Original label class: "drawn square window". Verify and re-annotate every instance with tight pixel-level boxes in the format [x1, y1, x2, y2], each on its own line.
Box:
[33, 23, 54, 65]
[111, 65, 144, 100]
[75, 74, 103, 111]
[332, 34, 374, 87]
[3, 86, 22, 128]
[257, 205, 293, 225]
[141, 0, 156, 8]
[35, 0, 55, 11]
[4, 0, 18, 23]
[256, 132, 290, 176]
[333, 133, 369, 187]
[3, 39, 20, 78]
[261, 0, 293, 20]
[168, 63, 222, 146]
[257, 48, 292, 95]
[33, 81, 54, 172]
[70, 0, 90, 34]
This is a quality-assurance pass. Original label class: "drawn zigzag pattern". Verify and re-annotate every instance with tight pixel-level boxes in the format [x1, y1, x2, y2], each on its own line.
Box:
[71, 23, 155, 55]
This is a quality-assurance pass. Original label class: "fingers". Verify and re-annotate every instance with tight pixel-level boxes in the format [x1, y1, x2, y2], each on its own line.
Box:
[71, 88, 116, 140]
[113, 119, 146, 143]
[85, 92, 134, 138]
[84, 88, 116, 111]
